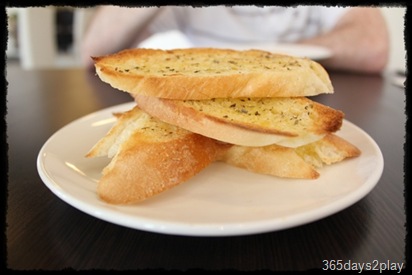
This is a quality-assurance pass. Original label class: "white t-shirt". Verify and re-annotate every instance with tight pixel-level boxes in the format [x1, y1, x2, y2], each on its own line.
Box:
[147, 6, 349, 47]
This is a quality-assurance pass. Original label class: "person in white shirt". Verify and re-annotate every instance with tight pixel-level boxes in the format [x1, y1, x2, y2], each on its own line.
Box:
[82, 6, 389, 73]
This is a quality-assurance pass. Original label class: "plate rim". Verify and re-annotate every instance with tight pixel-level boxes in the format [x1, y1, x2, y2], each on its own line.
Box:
[230, 42, 333, 60]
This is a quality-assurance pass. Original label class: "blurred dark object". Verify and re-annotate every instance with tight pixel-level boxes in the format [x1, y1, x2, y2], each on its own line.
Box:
[55, 8, 73, 53]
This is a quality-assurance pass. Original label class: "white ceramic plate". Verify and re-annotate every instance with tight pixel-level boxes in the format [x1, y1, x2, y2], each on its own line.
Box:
[391, 74, 405, 88]
[37, 102, 383, 236]
[138, 30, 332, 60]
[218, 43, 332, 60]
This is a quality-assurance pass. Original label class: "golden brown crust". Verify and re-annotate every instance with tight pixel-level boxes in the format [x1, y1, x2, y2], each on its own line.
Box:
[87, 106, 360, 203]
[98, 131, 229, 204]
[93, 48, 333, 100]
[220, 145, 320, 179]
[295, 133, 361, 167]
[86, 106, 229, 204]
[325, 134, 361, 158]
[134, 94, 343, 147]
[220, 133, 361, 179]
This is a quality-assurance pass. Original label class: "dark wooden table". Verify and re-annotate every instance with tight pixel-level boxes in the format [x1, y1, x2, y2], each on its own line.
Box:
[6, 61, 406, 271]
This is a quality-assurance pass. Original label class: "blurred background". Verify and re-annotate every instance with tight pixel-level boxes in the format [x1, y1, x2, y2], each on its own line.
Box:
[6, 6, 406, 73]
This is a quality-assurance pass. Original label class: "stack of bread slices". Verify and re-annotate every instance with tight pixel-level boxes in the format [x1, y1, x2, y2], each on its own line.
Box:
[86, 48, 361, 204]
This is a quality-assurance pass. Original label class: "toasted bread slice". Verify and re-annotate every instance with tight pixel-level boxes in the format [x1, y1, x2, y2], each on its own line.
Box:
[87, 106, 359, 204]
[134, 94, 344, 147]
[93, 48, 333, 100]
[295, 133, 361, 168]
[221, 144, 320, 179]
[87, 106, 230, 204]
[221, 133, 361, 179]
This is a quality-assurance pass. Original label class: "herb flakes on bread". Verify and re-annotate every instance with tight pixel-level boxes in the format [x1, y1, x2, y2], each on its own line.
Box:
[87, 47, 360, 204]
[134, 94, 343, 147]
[93, 48, 333, 100]
[87, 107, 359, 204]
[87, 106, 230, 204]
